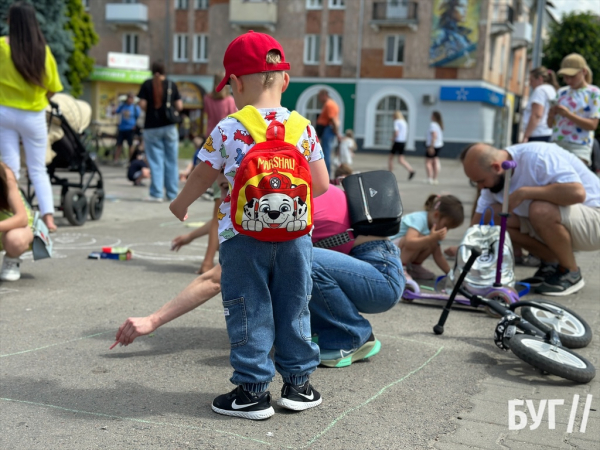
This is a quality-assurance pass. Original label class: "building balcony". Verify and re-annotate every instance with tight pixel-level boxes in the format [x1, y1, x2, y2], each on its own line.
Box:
[490, 4, 514, 35]
[105, 3, 148, 31]
[371, 1, 418, 32]
[229, 0, 278, 33]
[511, 21, 533, 48]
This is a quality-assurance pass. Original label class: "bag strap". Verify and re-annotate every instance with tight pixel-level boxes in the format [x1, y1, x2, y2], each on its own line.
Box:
[479, 205, 495, 226]
[229, 106, 309, 146]
[166, 80, 172, 107]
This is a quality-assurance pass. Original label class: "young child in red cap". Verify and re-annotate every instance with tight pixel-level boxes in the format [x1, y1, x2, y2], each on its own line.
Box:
[170, 31, 329, 420]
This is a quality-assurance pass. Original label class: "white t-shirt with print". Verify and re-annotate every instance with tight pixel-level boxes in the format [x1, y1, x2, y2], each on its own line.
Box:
[196, 107, 323, 244]
[522, 84, 556, 137]
[475, 142, 600, 218]
[426, 122, 443, 147]
[394, 119, 407, 143]
[551, 84, 600, 147]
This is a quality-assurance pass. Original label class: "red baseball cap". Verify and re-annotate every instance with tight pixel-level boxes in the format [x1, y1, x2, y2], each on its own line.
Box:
[216, 31, 291, 92]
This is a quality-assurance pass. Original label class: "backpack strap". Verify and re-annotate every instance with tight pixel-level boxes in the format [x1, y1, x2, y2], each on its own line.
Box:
[229, 106, 310, 146]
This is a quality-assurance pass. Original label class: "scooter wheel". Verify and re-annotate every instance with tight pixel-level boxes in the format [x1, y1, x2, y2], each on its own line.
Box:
[509, 334, 595, 383]
[484, 290, 513, 318]
[401, 280, 418, 302]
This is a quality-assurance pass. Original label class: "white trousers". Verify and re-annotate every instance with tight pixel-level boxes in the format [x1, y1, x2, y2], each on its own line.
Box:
[0, 105, 54, 215]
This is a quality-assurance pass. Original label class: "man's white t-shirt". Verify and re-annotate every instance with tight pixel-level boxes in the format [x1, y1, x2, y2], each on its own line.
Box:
[476, 142, 600, 218]
[522, 84, 556, 137]
[394, 119, 407, 143]
[426, 122, 443, 147]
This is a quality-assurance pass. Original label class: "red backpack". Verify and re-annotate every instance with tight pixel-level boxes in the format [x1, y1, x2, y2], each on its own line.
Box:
[229, 106, 313, 242]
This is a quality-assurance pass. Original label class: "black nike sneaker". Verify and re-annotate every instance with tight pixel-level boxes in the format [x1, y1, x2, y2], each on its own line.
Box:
[277, 381, 322, 411]
[212, 386, 274, 420]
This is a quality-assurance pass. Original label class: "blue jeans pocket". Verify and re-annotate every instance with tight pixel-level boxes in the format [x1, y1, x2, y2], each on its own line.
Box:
[223, 297, 248, 348]
[298, 295, 312, 340]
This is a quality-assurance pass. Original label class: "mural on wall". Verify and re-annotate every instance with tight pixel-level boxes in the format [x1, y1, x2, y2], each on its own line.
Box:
[429, 0, 481, 68]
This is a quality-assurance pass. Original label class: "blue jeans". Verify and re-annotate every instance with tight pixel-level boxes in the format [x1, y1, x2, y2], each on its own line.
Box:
[219, 234, 319, 393]
[310, 240, 405, 351]
[321, 125, 335, 176]
[143, 125, 179, 200]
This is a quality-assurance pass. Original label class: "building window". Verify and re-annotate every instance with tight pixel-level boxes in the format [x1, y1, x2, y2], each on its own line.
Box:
[489, 37, 496, 71]
[173, 34, 189, 62]
[374, 96, 408, 146]
[195, 0, 208, 8]
[193, 34, 208, 62]
[123, 33, 138, 54]
[304, 94, 323, 127]
[306, 0, 322, 9]
[328, 0, 345, 8]
[326, 35, 343, 65]
[385, 35, 404, 65]
[122, 0, 138, 3]
[175, 0, 189, 10]
[82, 0, 90, 10]
[304, 35, 320, 65]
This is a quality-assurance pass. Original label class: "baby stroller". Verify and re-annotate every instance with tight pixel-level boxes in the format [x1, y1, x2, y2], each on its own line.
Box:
[26, 93, 104, 226]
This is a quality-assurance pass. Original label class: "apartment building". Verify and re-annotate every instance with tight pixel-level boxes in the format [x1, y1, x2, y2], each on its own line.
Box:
[86, 0, 544, 154]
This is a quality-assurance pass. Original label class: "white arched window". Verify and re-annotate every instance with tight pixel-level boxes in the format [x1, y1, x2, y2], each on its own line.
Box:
[364, 87, 415, 150]
[296, 84, 345, 130]
[374, 96, 409, 146]
[304, 94, 323, 127]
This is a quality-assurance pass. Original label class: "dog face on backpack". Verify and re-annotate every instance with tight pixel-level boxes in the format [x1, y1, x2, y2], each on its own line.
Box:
[242, 172, 308, 233]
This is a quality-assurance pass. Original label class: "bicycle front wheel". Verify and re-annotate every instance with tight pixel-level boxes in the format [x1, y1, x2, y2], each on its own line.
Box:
[509, 334, 595, 383]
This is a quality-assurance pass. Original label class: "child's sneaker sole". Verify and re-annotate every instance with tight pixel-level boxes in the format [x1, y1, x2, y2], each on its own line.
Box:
[276, 396, 322, 411]
[212, 405, 274, 420]
[320, 338, 381, 368]
[536, 278, 585, 296]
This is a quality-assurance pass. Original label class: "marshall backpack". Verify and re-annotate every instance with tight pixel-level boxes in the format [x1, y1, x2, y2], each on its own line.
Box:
[229, 106, 313, 242]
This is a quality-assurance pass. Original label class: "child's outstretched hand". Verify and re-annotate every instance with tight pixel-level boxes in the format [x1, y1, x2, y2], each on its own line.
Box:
[169, 198, 188, 222]
[171, 233, 193, 252]
[430, 224, 448, 242]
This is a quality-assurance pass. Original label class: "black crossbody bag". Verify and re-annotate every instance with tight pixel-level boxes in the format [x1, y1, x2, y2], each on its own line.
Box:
[341, 170, 403, 237]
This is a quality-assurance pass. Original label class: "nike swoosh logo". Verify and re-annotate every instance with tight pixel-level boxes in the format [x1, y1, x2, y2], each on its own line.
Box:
[298, 391, 314, 401]
[340, 350, 353, 357]
[231, 399, 259, 410]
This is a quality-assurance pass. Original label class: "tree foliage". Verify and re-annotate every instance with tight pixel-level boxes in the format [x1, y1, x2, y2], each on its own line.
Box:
[65, 0, 98, 97]
[0, 0, 97, 97]
[543, 12, 600, 87]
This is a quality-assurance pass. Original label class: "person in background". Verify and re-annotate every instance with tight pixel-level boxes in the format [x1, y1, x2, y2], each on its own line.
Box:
[392, 194, 464, 280]
[338, 129, 356, 167]
[548, 53, 600, 166]
[137, 61, 183, 202]
[0, 163, 34, 282]
[316, 89, 341, 177]
[388, 111, 415, 179]
[331, 163, 353, 186]
[114, 93, 141, 164]
[521, 67, 559, 143]
[0, 1, 63, 232]
[127, 140, 150, 187]
[425, 111, 444, 185]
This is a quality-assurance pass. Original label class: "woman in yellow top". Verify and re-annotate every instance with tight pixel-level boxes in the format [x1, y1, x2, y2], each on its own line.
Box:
[0, 162, 34, 282]
[0, 2, 63, 232]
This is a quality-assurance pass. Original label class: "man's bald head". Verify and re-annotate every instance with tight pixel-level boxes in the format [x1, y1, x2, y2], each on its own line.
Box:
[461, 143, 508, 192]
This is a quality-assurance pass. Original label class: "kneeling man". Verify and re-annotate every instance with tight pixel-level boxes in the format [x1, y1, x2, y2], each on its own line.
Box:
[461, 142, 600, 296]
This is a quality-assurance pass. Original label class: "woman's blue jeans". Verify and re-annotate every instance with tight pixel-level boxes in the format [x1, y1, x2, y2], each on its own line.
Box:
[310, 240, 406, 351]
[321, 125, 335, 176]
[143, 125, 179, 200]
[219, 234, 319, 393]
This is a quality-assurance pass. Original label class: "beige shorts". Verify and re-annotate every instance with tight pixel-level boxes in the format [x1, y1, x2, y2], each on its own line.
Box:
[554, 141, 592, 166]
[519, 204, 600, 252]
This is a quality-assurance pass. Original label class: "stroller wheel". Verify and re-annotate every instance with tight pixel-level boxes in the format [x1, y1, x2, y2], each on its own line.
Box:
[89, 190, 105, 221]
[63, 189, 88, 226]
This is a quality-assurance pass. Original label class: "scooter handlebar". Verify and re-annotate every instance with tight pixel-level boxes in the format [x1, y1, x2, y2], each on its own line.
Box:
[502, 160, 517, 170]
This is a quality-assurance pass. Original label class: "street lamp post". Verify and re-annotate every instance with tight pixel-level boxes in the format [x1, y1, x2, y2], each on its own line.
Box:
[531, 0, 545, 68]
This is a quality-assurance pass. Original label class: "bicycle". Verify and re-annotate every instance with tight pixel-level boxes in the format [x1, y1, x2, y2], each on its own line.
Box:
[433, 248, 595, 384]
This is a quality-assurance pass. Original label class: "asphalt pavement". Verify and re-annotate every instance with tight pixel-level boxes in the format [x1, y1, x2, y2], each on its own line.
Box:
[1, 153, 598, 449]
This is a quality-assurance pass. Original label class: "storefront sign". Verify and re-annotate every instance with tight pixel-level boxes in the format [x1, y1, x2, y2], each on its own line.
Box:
[440, 86, 505, 107]
[108, 52, 150, 71]
[89, 67, 151, 84]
